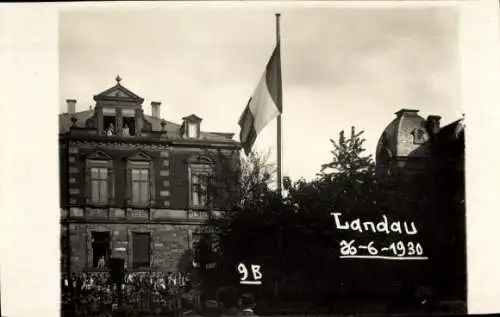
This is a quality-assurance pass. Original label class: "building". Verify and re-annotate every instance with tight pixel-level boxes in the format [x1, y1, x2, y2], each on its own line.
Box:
[59, 76, 240, 274]
[375, 108, 464, 177]
[375, 108, 466, 304]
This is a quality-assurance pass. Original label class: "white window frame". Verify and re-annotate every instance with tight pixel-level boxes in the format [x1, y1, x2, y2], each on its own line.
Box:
[187, 122, 198, 138]
[85, 152, 114, 206]
[126, 153, 155, 207]
[188, 162, 214, 210]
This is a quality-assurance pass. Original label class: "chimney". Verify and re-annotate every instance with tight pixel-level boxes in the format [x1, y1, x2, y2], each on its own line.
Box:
[395, 109, 419, 118]
[426, 115, 441, 135]
[151, 101, 161, 119]
[66, 99, 77, 114]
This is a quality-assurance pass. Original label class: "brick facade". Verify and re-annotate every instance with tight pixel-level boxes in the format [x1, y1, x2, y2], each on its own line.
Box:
[60, 78, 240, 274]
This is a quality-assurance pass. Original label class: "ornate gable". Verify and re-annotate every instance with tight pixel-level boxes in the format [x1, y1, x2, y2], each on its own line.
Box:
[128, 152, 153, 161]
[86, 151, 112, 161]
[187, 155, 214, 164]
[93, 75, 144, 103]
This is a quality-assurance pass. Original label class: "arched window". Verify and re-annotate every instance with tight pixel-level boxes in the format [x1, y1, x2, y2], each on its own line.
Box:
[85, 151, 114, 205]
[126, 152, 154, 207]
[412, 128, 429, 145]
[187, 155, 214, 209]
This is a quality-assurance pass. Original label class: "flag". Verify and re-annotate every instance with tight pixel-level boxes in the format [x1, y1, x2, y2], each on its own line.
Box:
[239, 45, 282, 155]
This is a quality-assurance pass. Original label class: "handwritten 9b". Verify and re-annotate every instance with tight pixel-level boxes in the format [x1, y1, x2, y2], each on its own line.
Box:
[237, 263, 263, 285]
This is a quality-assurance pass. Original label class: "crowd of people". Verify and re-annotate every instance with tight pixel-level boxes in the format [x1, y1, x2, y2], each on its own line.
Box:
[61, 271, 261, 317]
[61, 271, 195, 316]
[183, 287, 259, 317]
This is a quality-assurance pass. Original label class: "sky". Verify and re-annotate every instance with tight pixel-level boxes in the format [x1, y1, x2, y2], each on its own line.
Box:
[59, 2, 462, 182]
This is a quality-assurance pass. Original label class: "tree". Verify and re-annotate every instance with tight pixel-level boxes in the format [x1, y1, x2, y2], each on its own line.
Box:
[192, 149, 283, 297]
[196, 127, 391, 308]
[238, 149, 276, 207]
[282, 127, 382, 304]
[319, 126, 375, 179]
[286, 127, 377, 218]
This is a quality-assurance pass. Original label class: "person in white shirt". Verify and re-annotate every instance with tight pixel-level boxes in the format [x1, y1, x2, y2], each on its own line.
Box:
[106, 123, 115, 136]
[97, 256, 106, 269]
[123, 124, 130, 136]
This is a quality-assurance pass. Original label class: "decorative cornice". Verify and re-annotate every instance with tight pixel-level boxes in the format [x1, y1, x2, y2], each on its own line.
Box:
[170, 139, 240, 148]
[68, 140, 170, 151]
[60, 135, 240, 150]
[60, 218, 207, 225]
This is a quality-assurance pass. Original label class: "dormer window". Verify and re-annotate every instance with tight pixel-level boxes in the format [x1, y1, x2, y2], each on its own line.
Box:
[103, 115, 116, 136]
[101, 108, 137, 137]
[93, 76, 145, 137]
[188, 122, 198, 138]
[182, 114, 202, 139]
[123, 116, 136, 136]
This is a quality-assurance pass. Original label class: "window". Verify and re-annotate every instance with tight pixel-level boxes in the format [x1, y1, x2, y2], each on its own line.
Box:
[131, 168, 150, 205]
[187, 122, 198, 138]
[132, 232, 151, 269]
[86, 154, 114, 205]
[182, 115, 202, 139]
[122, 117, 136, 136]
[189, 163, 213, 209]
[412, 128, 428, 145]
[127, 153, 154, 207]
[192, 172, 210, 207]
[90, 167, 108, 204]
[103, 116, 116, 136]
[92, 232, 110, 268]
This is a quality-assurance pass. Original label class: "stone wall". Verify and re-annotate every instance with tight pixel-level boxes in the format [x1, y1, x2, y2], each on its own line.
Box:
[64, 222, 200, 273]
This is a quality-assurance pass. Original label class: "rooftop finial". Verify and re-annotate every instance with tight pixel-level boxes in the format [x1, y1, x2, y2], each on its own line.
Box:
[116, 74, 122, 84]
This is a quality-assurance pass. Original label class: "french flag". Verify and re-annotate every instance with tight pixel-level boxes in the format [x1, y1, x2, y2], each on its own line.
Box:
[238, 45, 282, 155]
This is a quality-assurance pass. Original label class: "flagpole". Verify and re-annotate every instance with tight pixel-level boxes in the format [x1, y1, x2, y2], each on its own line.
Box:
[275, 13, 283, 197]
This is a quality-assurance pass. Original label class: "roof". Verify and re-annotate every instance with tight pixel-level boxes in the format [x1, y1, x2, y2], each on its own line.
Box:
[376, 109, 431, 158]
[59, 110, 237, 143]
[182, 114, 203, 122]
[60, 77, 237, 144]
[438, 118, 465, 141]
[435, 118, 465, 157]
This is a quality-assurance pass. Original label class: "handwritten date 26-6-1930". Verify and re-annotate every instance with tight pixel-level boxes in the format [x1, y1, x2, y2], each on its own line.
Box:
[339, 239, 427, 259]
